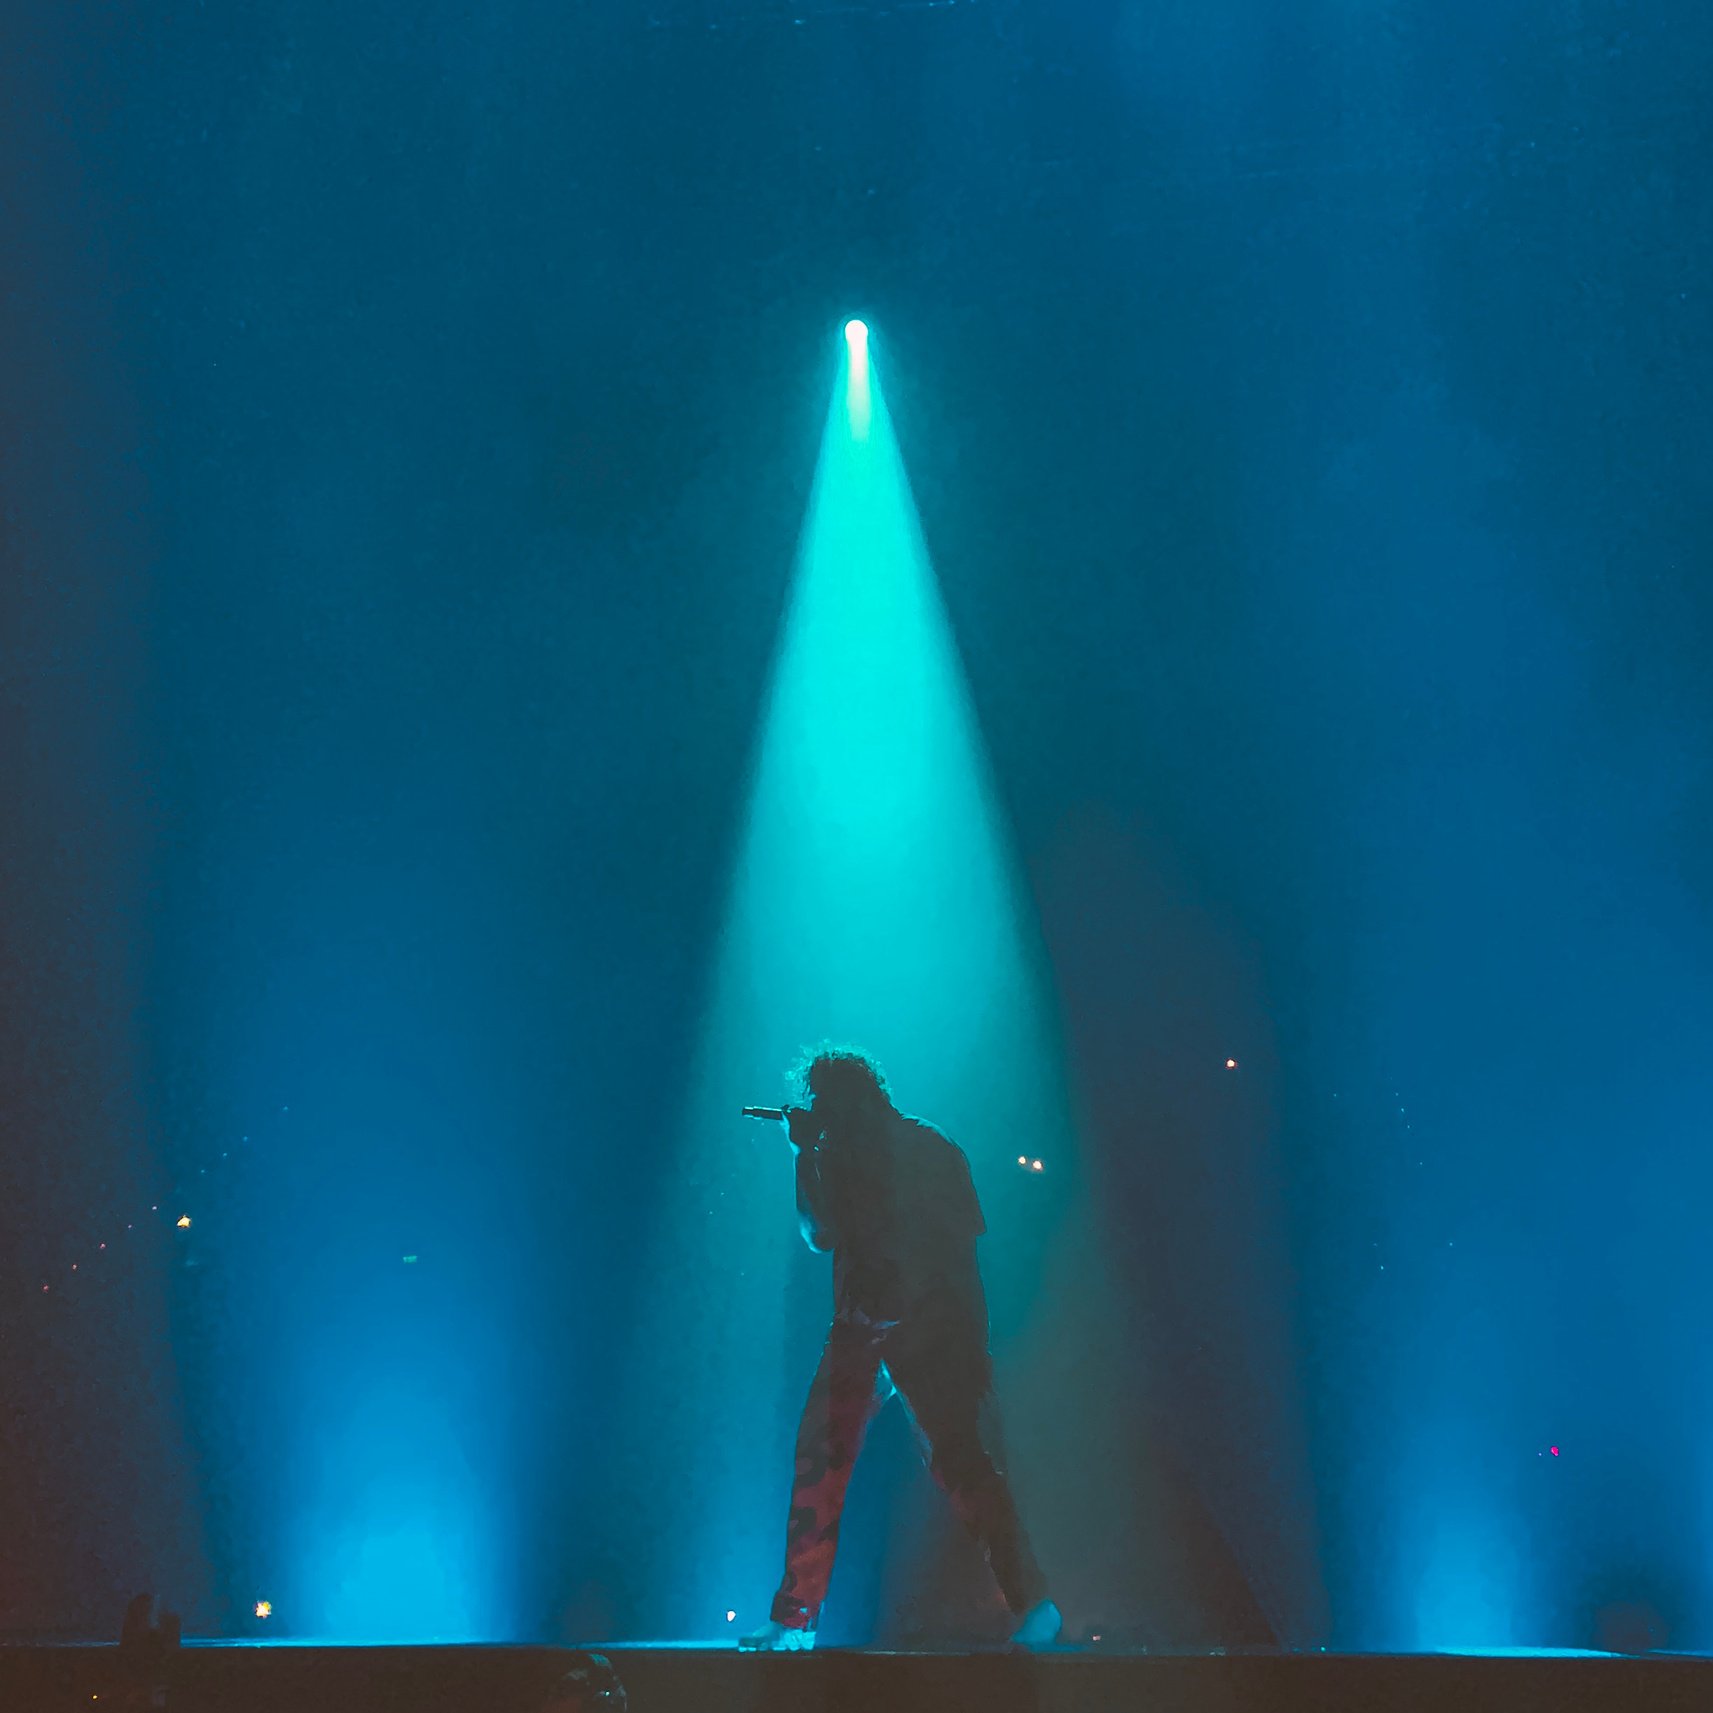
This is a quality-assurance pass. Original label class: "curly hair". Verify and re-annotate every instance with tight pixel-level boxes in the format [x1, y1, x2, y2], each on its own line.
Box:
[788, 1043, 890, 1109]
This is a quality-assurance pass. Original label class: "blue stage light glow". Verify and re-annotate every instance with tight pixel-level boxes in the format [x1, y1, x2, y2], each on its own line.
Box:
[285, 1370, 506, 1641]
[188, 862, 530, 1645]
[1406, 1498, 1526, 1650]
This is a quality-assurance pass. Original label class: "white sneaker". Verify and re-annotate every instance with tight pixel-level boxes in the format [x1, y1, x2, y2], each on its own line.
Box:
[738, 1618, 817, 1652]
[1009, 1599, 1063, 1649]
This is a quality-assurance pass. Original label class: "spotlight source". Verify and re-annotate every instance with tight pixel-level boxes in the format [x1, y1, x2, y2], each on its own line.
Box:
[844, 318, 868, 344]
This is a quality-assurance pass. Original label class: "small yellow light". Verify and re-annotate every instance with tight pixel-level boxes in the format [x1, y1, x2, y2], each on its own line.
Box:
[1031, 1159, 1044, 1172]
[255, 1600, 273, 1619]
[725, 1610, 736, 1622]
[1225, 1058, 1238, 1070]
[1017, 1156, 1028, 1166]
[177, 1215, 192, 1228]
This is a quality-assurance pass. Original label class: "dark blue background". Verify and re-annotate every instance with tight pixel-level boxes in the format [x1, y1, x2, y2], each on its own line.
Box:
[2, 0, 1709, 1651]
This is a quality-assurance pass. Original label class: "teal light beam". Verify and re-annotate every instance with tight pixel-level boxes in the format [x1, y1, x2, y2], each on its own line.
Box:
[619, 326, 1124, 1641]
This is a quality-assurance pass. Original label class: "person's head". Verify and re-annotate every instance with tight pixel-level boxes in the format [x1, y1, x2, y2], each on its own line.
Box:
[790, 1044, 891, 1132]
[539, 1652, 627, 1713]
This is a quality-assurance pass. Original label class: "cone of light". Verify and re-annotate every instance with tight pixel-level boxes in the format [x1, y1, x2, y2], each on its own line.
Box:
[619, 325, 1096, 1640]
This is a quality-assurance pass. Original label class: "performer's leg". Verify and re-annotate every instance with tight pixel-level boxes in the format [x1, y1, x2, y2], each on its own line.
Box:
[768, 1320, 888, 1631]
[886, 1330, 1050, 1620]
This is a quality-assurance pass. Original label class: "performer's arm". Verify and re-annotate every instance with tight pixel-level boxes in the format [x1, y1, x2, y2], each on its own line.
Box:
[788, 1108, 838, 1253]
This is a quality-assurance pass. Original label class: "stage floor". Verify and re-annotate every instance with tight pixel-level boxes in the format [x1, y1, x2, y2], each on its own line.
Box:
[4, 1640, 1712, 1712]
[599, 1644, 1710, 1713]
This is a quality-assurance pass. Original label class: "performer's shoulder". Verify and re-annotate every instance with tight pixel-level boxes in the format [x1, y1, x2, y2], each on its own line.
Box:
[898, 1113, 965, 1160]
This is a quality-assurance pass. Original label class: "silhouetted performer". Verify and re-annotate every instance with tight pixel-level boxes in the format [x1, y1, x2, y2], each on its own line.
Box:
[741, 1048, 1061, 1651]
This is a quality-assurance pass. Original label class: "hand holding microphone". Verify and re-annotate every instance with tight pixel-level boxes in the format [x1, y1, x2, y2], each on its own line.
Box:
[743, 1104, 822, 1150]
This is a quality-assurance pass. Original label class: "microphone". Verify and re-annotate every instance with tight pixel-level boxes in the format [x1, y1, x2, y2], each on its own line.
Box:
[742, 1106, 787, 1121]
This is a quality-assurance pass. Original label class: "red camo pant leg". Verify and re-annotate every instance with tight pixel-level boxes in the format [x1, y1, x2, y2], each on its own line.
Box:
[771, 1320, 887, 1629]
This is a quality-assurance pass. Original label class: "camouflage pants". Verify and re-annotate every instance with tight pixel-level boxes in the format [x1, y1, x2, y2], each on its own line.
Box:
[768, 1310, 1047, 1630]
